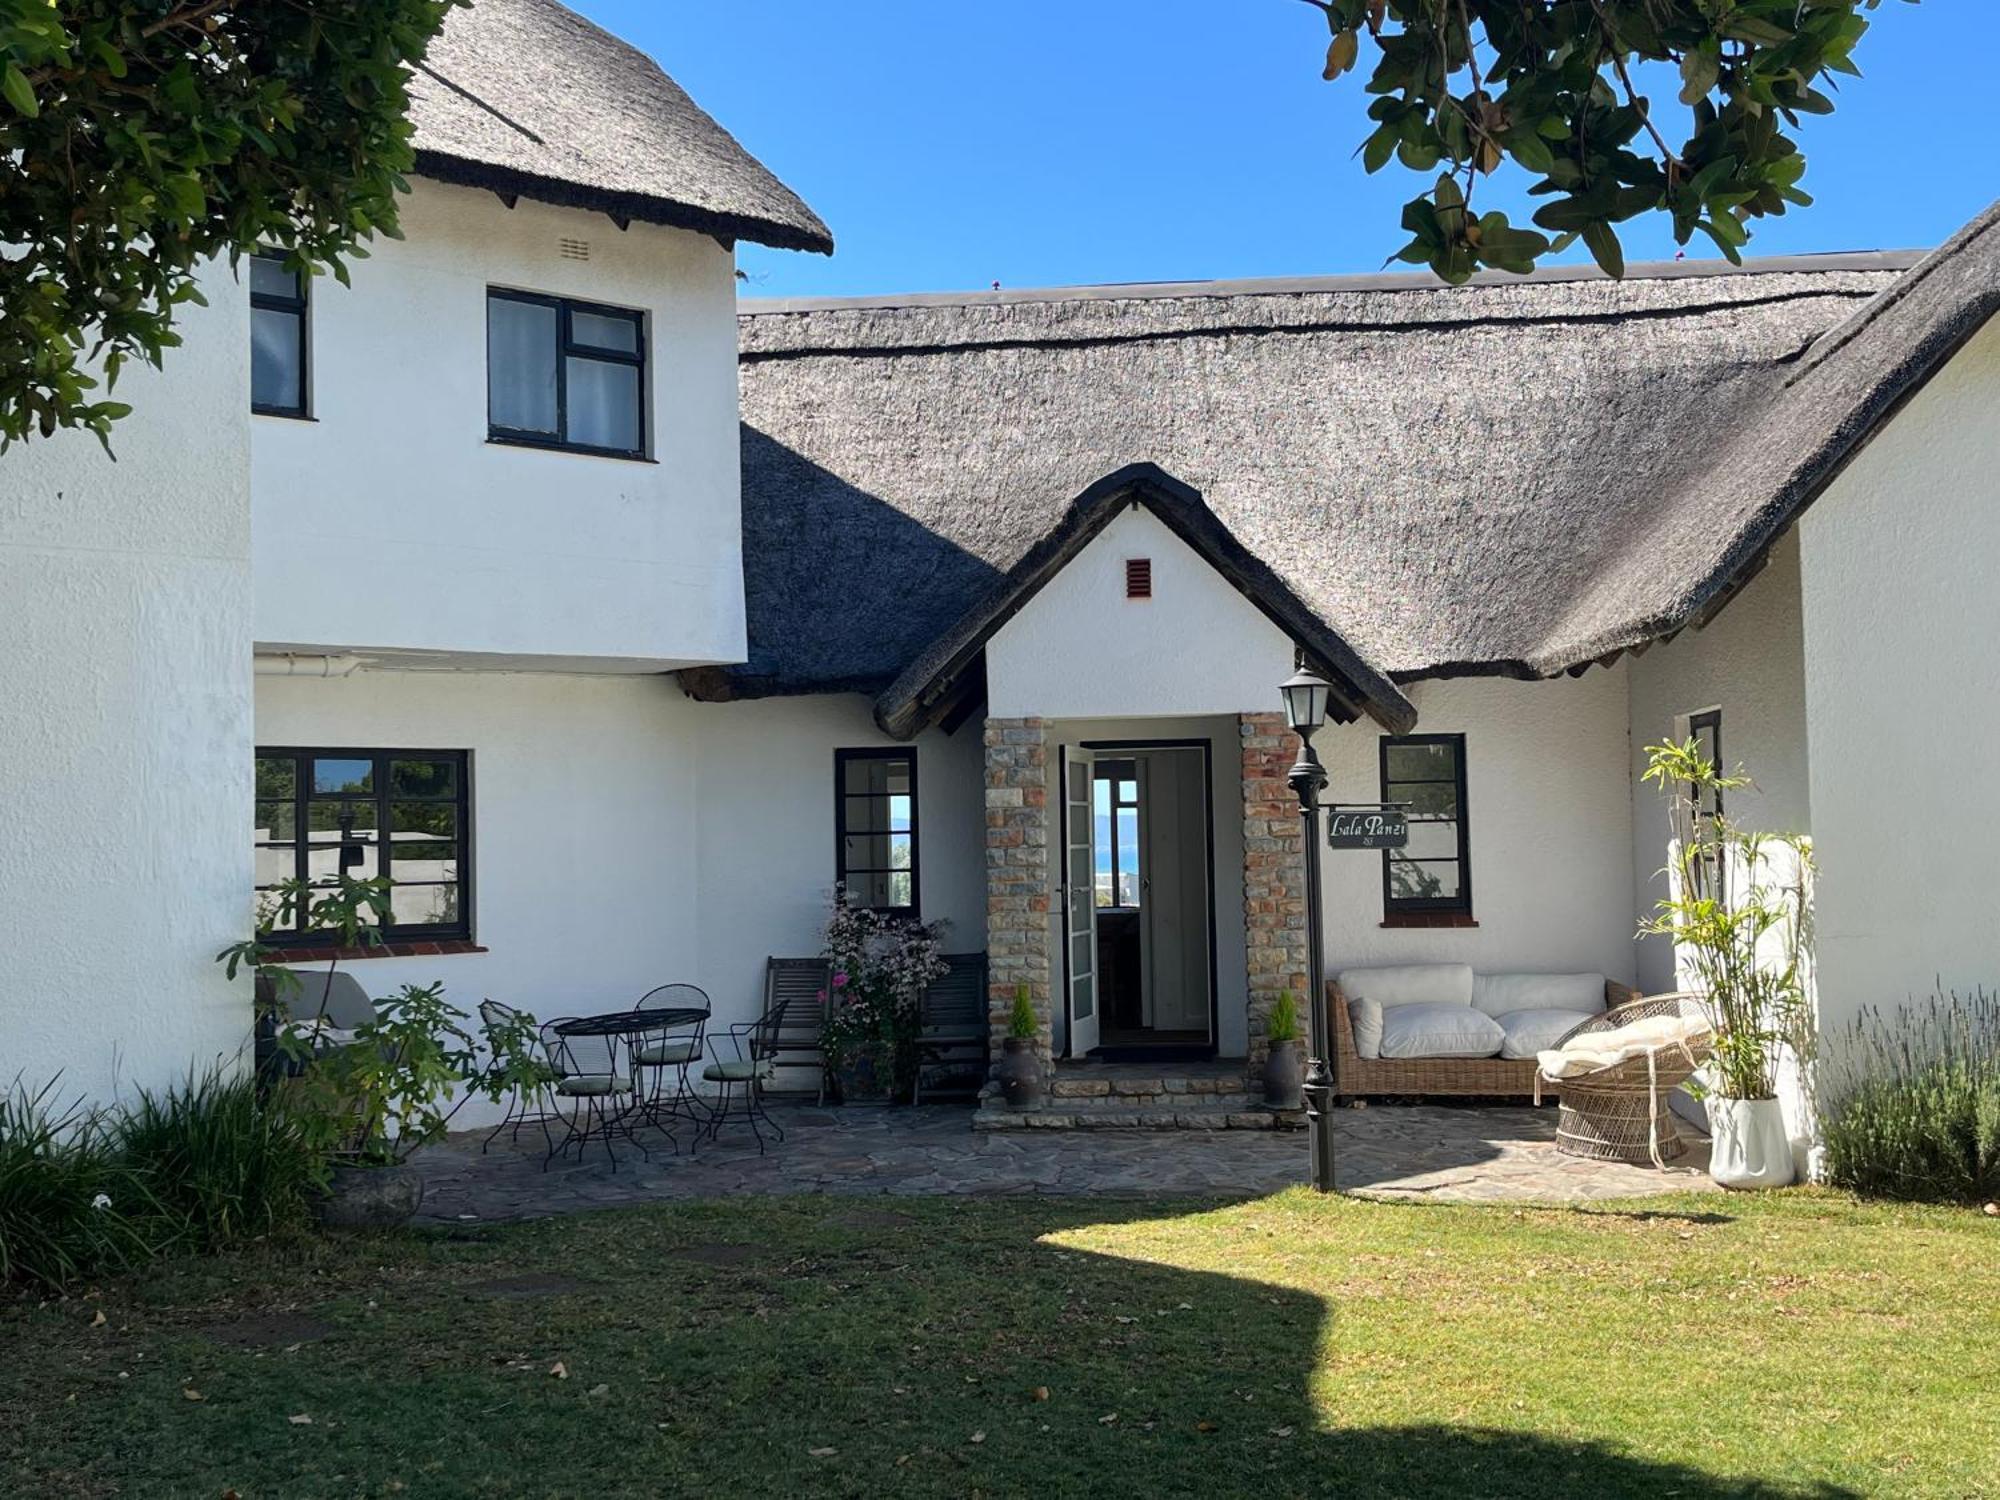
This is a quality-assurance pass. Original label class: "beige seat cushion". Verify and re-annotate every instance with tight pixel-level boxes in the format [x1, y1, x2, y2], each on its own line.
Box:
[1377, 1003, 1505, 1060]
[1537, 1014, 1708, 1079]
[1497, 1008, 1599, 1061]
[1472, 972, 1606, 1020]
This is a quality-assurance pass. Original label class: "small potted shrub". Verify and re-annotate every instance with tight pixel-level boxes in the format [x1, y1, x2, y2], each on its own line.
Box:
[1263, 989, 1305, 1109]
[995, 985, 1044, 1108]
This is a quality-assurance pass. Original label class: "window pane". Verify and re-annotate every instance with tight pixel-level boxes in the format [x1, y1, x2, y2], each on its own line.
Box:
[391, 843, 457, 882]
[311, 759, 373, 795]
[1401, 819, 1461, 861]
[570, 308, 639, 353]
[255, 801, 295, 842]
[1385, 742, 1460, 783]
[255, 756, 296, 800]
[306, 843, 379, 883]
[564, 355, 641, 451]
[847, 871, 890, 908]
[391, 802, 456, 838]
[843, 755, 912, 796]
[488, 296, 558, 433]
[1388, 856, 1462, 902]
[393, 883, 459, 927]
[251, 308, 302, 411]
[250, 255, 299, 299]
[307, 799, 377, 836]
[389, 759, 458, 799]
[254, 846, 295, 884]
[886, 871, 913, 909]
[1116, 807, 1139, 904]
[1387, 779, 1459, 819]
[843, 795, 888, 835]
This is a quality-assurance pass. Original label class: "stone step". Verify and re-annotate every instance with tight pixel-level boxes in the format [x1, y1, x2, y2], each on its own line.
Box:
[1046, 1076, 1247, 1101]
[972, 1102, 1304, 1133]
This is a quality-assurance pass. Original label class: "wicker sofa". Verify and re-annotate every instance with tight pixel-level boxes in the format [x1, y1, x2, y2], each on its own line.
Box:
[1328, 965, 1640, 1099]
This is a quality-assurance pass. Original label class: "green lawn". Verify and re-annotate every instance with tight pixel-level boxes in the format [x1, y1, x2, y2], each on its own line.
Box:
[2, 1189, 1994, 1499]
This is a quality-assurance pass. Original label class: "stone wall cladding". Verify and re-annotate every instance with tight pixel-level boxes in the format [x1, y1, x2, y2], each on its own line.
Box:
[984, 717, 1052, 1073]
[1240, 713, 1308, 1086]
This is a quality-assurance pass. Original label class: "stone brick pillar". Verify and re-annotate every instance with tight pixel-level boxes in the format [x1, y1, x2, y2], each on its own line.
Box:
[984, 717, 1052, 1072]
[1240, 713, 1308, 1087]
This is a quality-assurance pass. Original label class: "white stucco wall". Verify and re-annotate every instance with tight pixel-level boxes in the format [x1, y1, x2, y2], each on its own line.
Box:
[1, 273, 253, 1107]
[252, 180, 746, 669]
[1626, 533, 1812, 994]
[1315, 672, 1640, 983]
[691, 696, 987, 1033]
[987, 507, 1297, 720]
[1798, 315, 2000, 1051]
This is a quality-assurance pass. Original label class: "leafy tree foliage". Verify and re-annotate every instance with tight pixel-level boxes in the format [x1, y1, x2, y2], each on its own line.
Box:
[1300, 0, 1905, 282]
[1, 0, 463, 449]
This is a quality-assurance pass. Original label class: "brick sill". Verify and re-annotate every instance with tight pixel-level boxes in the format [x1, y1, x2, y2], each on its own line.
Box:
[267, 940, 488, 963]
[1379, 914, 1479, 930]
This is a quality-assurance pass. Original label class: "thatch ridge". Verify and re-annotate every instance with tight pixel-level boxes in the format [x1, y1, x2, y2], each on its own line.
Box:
[409, 0, 831, 254]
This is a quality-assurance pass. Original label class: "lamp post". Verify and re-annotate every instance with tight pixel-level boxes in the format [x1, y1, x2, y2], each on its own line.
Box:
[1280, 661, 1338, 1193]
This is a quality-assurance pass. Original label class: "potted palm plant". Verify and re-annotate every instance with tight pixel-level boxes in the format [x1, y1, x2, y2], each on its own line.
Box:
[1262, 989, 1304, 1109]
[995, 985, 1044, 1108]
[1641, 740, 1814, 1189]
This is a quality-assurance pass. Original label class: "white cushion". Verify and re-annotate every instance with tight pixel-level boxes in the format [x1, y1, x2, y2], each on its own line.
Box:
[1472, 972, 1607, 1020]
[1347, 997, 1383, 1059]
[1497, 1008, 1597, 1061]
[1536, 1014, 1708, 1079]
[1377, 1003, 1505, 1060]
[1337, 964, 1473, 1011]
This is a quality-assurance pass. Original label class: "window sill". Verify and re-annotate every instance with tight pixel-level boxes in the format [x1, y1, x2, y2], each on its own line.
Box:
[485, 435, 655, 464]
[1379, 913, 1479, 930]
[267, 940, 487, 963]
[253, 409, 315, 422]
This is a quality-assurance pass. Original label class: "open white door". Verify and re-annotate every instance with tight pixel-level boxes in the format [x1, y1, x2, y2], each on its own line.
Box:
[1061, 746, 1100, 1058]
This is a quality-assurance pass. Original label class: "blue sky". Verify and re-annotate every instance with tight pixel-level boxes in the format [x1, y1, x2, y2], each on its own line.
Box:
[579, 1, 1993, 300]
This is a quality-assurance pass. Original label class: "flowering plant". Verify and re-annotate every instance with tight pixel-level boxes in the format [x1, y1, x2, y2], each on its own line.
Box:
[819, 884, 950, 1095]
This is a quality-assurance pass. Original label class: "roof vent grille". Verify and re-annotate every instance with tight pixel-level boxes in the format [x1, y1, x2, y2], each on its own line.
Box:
[558, 237, 591, 262]
[1125, 558, 1152, 600]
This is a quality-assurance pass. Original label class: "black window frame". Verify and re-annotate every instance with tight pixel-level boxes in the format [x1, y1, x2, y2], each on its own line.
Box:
[834, 748, 920, 919]
[254, 747, 474, 946]
[249, 251, 309, 419]
[1379, 733, 1472, 918]
[1688, 709, 1724, 819]
[485, 287, 648, 461]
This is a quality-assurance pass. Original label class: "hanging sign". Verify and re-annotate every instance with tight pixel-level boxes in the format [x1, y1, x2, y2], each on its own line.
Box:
[1325, 807, 1408, 850]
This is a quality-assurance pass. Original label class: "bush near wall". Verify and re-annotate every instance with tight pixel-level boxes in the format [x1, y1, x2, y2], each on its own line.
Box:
[0, 1069, 324, 1293]
[1823, 990, 2000, 1207]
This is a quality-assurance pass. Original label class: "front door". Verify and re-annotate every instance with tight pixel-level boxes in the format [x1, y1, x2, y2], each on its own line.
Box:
[1061, 746, 1100, 1057]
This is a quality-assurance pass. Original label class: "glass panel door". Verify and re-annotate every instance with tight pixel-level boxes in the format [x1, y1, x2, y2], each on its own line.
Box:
[1062, 748, 1099, 1057]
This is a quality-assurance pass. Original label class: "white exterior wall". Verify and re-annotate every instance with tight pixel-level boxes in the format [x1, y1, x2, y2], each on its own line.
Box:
[1316, 672, 1640, 983]
[1, 273, 253, 1106]
[1798, 316, 2000, 1051]
[691, 696, 987, 1030]
[253, 180, 746, 670]
[1626, 533, 1812, 994]
[987, 507, 1296, 721]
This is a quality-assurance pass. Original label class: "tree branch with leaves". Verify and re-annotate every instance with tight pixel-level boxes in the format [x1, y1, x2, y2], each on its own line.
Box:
[1299, 0, 1907, 282]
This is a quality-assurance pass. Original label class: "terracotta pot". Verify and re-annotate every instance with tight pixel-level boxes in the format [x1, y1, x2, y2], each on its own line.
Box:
[313, 1162, 424, 1230]
[1262, 1039, 1304, 1110]
[834, 1043, 895, 1105]
[1707, 1097, 1796, 1190]
[996, 1036, 1044, 1108]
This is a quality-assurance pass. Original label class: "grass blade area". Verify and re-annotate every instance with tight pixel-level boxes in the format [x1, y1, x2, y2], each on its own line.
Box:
[2, 1189, 1993, 1498]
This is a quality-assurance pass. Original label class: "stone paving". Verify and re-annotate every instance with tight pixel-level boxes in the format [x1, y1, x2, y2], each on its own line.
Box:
[413, 1101, 1713, 1224]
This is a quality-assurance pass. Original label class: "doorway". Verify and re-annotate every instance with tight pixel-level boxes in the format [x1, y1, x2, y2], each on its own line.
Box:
[1059, 741, 1216, 1060]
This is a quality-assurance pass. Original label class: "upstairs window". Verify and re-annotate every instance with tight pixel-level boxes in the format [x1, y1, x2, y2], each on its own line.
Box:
[250, 252, 308, 417]
[487, 289, 646, 459]
[254, 749, 471, 943]
[1380, 734, 1471, 920]
[835, 749, 918, 916]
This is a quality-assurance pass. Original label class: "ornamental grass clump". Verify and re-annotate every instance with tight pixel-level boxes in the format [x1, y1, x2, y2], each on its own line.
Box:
[0, 1082, 159, 1291]
[1823, 990, 2000, 1206]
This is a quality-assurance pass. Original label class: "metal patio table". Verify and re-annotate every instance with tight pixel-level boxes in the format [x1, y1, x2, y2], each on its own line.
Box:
[552, 1007, 706, 1166]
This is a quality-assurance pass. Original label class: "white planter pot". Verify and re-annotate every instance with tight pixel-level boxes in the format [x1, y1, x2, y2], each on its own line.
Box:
[1707, 1097, 1796, 1190]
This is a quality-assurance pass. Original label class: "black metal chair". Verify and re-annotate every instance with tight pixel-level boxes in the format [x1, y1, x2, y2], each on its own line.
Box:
[699, 997, 793, 1154]
[538, 1018, 646, 1171]
[631, 983, 709, 1137]
[761, 956, 832, 1104]
[476, 999, 559, 1156]
[914, 952, 989, 1105]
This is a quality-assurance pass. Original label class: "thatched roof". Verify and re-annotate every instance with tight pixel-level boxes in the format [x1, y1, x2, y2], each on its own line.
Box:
[717, 243, 1977, 730]
[408, 0, 831, 254]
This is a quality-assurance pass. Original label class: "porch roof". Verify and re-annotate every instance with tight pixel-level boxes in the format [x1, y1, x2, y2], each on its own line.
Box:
[707, 204, 1998, 713]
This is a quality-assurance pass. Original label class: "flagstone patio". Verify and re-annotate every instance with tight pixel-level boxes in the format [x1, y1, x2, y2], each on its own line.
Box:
[413, 1102, 1714, 1224]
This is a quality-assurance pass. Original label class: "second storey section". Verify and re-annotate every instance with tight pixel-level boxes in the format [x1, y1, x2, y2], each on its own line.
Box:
[251, 181, 748, 670]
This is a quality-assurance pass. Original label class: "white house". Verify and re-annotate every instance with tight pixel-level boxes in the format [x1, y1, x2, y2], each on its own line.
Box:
[4, 0, 1998, 1158]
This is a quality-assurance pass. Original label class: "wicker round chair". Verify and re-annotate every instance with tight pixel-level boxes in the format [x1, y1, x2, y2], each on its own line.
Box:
[1538, 994, 1714, 1167]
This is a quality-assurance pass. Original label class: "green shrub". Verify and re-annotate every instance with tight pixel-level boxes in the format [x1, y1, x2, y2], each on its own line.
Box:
[1823, 990, 2000, 1206]
[0, 1083, 160, 1291]
[116, 1067, 326, 1252]
[1268, 990, 1301, 1044]
[1007, 985, 1037, 1041]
